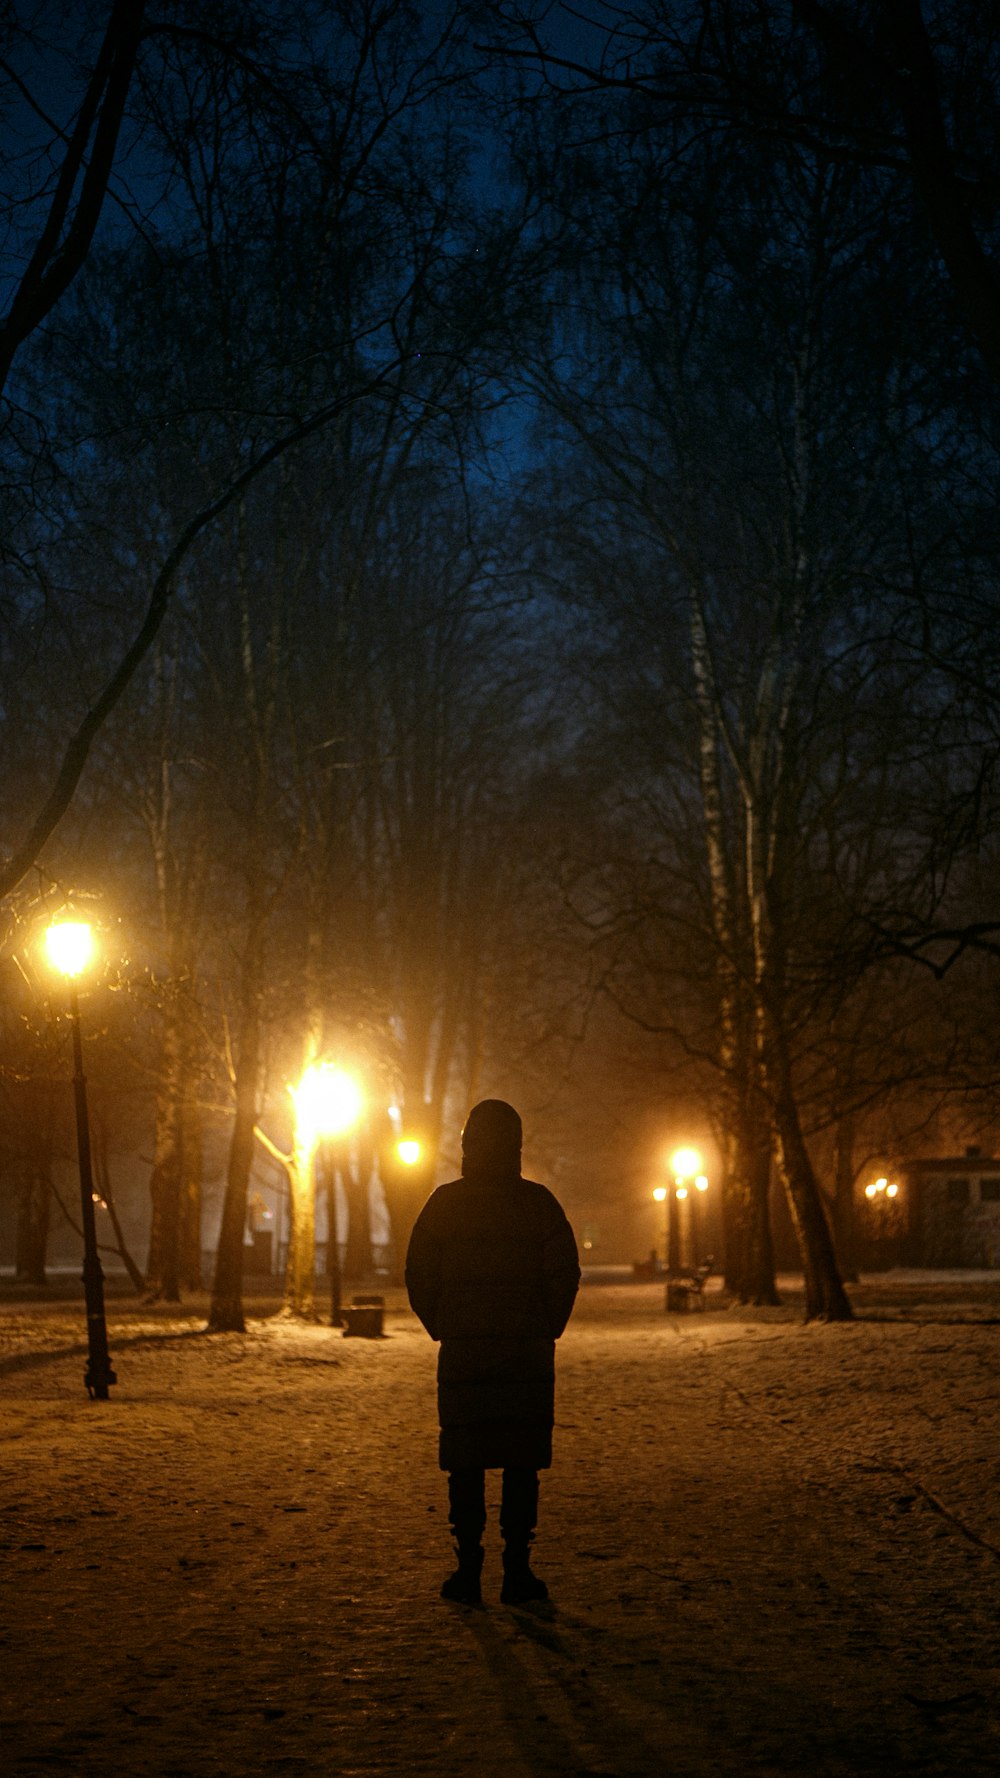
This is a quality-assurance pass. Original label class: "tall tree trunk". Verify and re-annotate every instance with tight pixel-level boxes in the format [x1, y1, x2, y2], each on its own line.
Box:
[760, 1007, 853, 1320]
[721, 1090, 780, 1304]
[689, 587, 779, 1303]
[91, 1116, 145, 1293]
[340, 1151, 371, 1283]
[833, 1111, 859, 1283]
[284, 1137, 317, 1318]
[14, 1165, 51, 1286]
[178, 1076, 203, 1291]
[14, 1085, 54, 1286]
[145, 989, 204, 1297]
[208, 927, 263, 1333]
[745, 763, 851, 1320]
[145, 1003, 183, 1301]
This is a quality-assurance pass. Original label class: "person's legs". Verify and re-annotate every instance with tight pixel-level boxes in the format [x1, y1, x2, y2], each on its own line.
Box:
[500, 1466, 548, 1603]
[441, 1467, 486, 1604]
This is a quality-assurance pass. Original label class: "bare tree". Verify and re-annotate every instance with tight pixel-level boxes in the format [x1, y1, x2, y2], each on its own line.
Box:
[0, 0, 145, 401]
[505, 41, 997, 1311]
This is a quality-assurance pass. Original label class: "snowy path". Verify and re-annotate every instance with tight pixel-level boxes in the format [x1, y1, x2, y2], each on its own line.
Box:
[1, 1279, 998, 1776]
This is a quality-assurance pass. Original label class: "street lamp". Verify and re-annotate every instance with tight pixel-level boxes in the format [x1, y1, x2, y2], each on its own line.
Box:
[671, 1146, 702, 1181]
[289, 1063, 365, 1325]
[864, 1175, 899, 1200]
[670, 1146, 705, 1271]
[291, 1063, 364, 1149]
[863, 1175, 903, 1255]
[44, 920, 116, 1401]
[691, 1172, 710, 1268]
[652, 1184, 669, 1273]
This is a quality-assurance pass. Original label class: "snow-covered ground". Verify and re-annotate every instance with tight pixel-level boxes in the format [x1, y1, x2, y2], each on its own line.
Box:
[1, 1271, 997, 1777]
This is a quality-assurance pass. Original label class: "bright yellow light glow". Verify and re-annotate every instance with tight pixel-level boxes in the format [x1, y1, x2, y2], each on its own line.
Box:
[695, 1174, 709, 1192]
[397, 1138, 422, 1166]
[671, 1146, 702, 1180]
[676, 1185, 689, 1200]
[652, 1185, 668, 1202]
[290, 1063, 364, 1148]
[44, 920, 95, 979]
[886, 1182, 899, 1198]
[875, 1176, 888, 1190]
[864, 1182, 878, 1198]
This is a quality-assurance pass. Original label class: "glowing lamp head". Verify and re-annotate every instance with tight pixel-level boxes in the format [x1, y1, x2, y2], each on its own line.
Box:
[397, 1138, 422, 1166]
[652, 1185, 668, 1203]
[290, 1063, 364, 1148]
[671, 1145, 702, 1181]
[864, 1182, 878, 1199]
[886, 1182, 899, 1198]
[45, 920, 95, 979]
[695, 1174, 709, 1192]
[676, 1185, 689, 1200]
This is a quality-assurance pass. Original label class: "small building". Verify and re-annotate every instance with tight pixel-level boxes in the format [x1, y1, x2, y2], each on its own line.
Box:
[902, 1149, 1000, 1269]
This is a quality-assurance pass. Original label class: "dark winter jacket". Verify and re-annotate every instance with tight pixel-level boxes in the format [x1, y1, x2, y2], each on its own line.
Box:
[405, 1170, 580, 1471]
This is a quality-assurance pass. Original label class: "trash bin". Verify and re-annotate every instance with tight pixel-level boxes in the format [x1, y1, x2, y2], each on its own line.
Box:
[343, 1294, 384, 1337]
[666, 1282, 693, 1312]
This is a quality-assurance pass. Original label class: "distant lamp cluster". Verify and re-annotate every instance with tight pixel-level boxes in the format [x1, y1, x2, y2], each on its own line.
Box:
[653, 1146, 712, 1285]
[865, 1176, 900, 1200]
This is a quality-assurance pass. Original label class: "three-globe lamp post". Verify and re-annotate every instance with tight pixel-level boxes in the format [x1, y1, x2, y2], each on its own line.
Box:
[44, 920, 116, 1401]
[654, 1146, 710, 1278]
[671, 1146, 710, 1270]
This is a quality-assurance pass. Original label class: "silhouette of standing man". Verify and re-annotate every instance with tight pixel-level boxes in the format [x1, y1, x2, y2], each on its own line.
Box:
[405, 1099, 580, 1605]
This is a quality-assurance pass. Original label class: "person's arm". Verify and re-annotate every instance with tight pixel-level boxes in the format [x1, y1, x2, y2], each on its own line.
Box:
[544, 1207, 581, 1339]
[405, 1200, 442, 1339]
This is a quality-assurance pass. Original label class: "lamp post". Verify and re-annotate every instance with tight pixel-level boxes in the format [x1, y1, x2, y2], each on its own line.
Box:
[691, 1173, 710, 1269]
[670, 1147, 706, 1271]
[44, 920, 116, 1401]
[652, 1185, 670, 1274]
[864, 1175, 899, 1202]
[289, 1062, 364, 1325]
[863, 1175, 902, 1258]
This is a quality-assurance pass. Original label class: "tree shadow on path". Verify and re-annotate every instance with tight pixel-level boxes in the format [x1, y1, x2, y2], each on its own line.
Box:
[0, 1323, 207, 1378]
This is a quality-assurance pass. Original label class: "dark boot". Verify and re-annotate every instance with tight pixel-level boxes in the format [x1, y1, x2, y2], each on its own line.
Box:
[500, 1466, 547, 1604]
[500, 1543, 548, 1604]
[443, 1468, 486, 1605]
[441, 1541, 484, 1606]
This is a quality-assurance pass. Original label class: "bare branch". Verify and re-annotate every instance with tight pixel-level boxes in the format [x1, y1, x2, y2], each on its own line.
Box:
[0, 360, 404, 903]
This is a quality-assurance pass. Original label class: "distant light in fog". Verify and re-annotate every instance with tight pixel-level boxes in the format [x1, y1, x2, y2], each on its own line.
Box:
[671, 1146, 702, 1180]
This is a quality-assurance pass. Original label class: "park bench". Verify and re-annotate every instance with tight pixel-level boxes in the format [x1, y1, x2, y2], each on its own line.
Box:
[665, 1255, 715, 1312]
